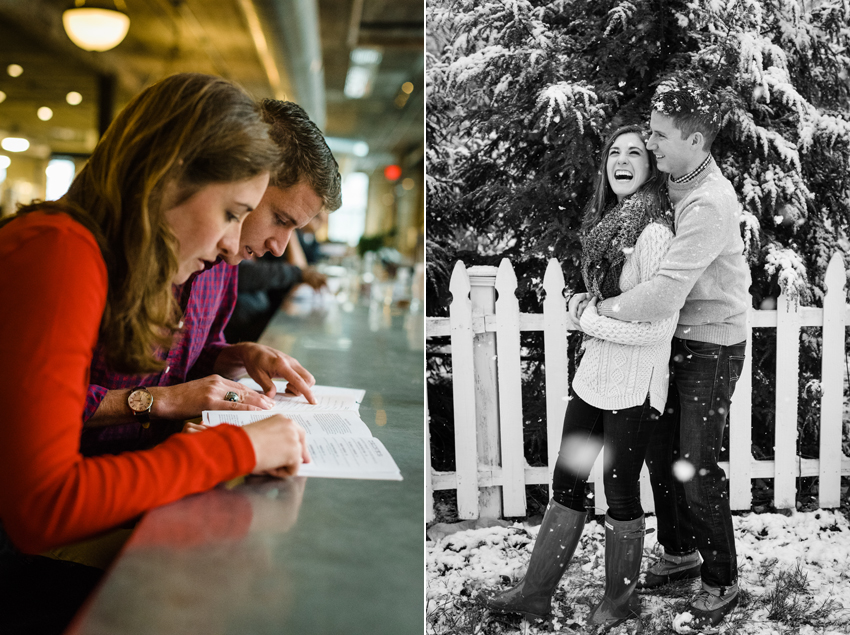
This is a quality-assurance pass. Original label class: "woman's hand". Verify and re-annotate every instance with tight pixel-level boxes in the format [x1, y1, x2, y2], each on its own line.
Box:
[182, 422, 209, 434]
[150, 375, 275, 420]
[568, 292, 590, 331]
[242, 414, 311, 478]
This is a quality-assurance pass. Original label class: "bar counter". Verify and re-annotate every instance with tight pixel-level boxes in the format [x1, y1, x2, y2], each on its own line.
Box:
[67, 293, 425, 634]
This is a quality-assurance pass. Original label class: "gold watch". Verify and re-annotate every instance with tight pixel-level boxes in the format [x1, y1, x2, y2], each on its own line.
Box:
[128, 386, 154, 428]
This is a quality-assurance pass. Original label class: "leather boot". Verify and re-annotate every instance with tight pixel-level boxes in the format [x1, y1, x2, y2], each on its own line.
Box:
[587, 514, 646, 631]
[481, 500, 586, 619]
[636, 549, 701, 590]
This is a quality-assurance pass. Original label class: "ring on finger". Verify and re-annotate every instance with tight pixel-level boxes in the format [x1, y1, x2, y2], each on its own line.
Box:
[224, 391, 240, 403]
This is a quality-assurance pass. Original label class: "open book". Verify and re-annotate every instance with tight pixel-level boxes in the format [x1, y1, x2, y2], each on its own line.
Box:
[202, 380, 402, 481]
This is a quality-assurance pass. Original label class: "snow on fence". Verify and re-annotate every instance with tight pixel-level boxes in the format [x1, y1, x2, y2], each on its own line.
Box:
[426, 254, 850, 521]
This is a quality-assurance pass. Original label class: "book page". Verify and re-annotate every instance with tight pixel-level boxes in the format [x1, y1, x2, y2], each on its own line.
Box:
[298, 435, 402, 481]
[237, 378, 365, 413]
[202, 410, 372, 437]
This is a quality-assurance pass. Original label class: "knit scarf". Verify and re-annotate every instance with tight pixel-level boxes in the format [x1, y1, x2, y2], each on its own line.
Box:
[580, 189, 655, 300]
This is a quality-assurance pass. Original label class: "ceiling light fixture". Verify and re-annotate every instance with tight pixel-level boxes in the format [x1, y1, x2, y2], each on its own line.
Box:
[0, 91, 6, 103]
[63, 0, 130, 52]
[7, 64, 23, 77]
[0, 156, 11, 169]
[344, 48, 382, 99]
[66, 91, 83, 105]
[37, 107, 54, 121]
[1, 137, 30, 153]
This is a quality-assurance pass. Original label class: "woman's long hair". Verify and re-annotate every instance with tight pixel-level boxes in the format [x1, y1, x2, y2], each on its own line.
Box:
[10, 73, 280, 374]
[581, 124, 670, 233]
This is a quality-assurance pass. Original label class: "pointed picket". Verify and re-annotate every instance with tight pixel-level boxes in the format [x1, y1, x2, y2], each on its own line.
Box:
[640, 463, 654, 514]
[729, 309, 754, 510]
[542, 259, 570, 490]
[449, 261, 479, 518]
[774, 291, 801, 509]
[819, 253, 846, 508]
[495, 259, 527, 517]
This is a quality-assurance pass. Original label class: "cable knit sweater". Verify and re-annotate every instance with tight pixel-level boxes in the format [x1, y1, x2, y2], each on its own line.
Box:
[572, 222, 677, 413]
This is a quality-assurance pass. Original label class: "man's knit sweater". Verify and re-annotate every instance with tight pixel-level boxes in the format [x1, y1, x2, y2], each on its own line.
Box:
[596, 161, 751, 346]
[573, 222, 677, 413]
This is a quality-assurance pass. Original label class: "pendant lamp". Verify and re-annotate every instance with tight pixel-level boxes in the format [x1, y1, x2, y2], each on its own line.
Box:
[63, 0, 130, 52]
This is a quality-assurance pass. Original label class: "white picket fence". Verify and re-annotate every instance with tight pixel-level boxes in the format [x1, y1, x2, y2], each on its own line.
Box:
[425, 253, 850, 521]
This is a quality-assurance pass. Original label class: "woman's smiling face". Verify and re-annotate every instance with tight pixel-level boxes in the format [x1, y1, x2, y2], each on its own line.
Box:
[606, 132, 651, 202]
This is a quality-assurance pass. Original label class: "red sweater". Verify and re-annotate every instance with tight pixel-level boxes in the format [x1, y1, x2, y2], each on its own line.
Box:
[0, 212, 256, 553]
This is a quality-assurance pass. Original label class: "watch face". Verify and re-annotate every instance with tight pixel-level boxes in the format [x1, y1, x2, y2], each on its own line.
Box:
[129, 389, 153, 412]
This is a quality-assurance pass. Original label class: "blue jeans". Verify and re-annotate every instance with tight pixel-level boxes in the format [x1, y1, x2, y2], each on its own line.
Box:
[645, 337, 746, 588]
[552, 391, 660, 521]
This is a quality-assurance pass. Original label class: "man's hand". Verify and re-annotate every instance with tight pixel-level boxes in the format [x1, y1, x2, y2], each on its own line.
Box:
[568, 292, 590, 331]
[301, 267, 328, 291]
[242, 414, 311, 477]
[582, 296, 599, 321]
[150, 375, 275, 420]
[215, 342, 316, 404]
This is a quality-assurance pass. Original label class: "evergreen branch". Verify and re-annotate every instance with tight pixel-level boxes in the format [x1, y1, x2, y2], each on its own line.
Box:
[707, 0, 742, 88]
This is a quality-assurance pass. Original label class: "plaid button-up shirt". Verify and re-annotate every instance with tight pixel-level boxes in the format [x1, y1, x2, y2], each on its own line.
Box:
[80, 260, 238, 453]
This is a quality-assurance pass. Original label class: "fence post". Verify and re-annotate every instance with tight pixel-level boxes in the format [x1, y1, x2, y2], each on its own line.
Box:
[467, 265, 502, 518]
[495, 259, 526, 517]
[543, 260, 569, 491]
[774, 290, 801, 509]
[449, 262, 480, 518]
[819, 253, 846, 508]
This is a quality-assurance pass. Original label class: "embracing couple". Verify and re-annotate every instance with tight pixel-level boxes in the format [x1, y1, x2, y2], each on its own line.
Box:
[481, 78, 751, 633]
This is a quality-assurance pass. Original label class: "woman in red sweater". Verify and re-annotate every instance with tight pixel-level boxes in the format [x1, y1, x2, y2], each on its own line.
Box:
[0, 74, 309, 569]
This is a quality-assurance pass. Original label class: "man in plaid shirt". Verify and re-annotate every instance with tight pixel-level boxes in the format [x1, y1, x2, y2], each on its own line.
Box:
[80, 100, 342, 455]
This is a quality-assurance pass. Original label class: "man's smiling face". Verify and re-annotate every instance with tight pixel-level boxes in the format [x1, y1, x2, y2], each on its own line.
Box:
[226, 179, 325, 265]
[647, 110, 695, 179]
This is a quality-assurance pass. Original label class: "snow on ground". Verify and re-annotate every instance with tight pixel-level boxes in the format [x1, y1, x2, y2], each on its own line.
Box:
[426, 510, 850, 634]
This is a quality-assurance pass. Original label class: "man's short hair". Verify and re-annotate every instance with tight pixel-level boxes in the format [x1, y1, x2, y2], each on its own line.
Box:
[651, 76, 722, 150]
[259, 99, 343, 212]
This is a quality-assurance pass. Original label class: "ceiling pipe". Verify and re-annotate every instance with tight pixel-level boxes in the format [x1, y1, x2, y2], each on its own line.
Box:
[346, 0, 364, 49]
[249, 0, 326, 129]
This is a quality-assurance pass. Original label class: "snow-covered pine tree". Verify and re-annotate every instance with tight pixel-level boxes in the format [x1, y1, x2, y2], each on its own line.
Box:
[427, 0, 850, 466]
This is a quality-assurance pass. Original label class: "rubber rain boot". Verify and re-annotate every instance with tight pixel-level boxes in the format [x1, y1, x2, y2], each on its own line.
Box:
[587, 514, 646, 631]
[481, 500, 586, 619]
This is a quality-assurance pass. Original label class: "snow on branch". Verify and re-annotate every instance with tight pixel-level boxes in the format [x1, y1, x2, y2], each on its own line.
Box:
[764, 243, 811, 305]
[740, 209, 761, 261]
[738, 160, 812, 221]
[723, 108, 801, 171]
[605, 1, 636, 36]
[534, 82, 601, 135]
[762, 66, 807, 116]
[814, 111, 850, 148]
[446, 45, 511, 88]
